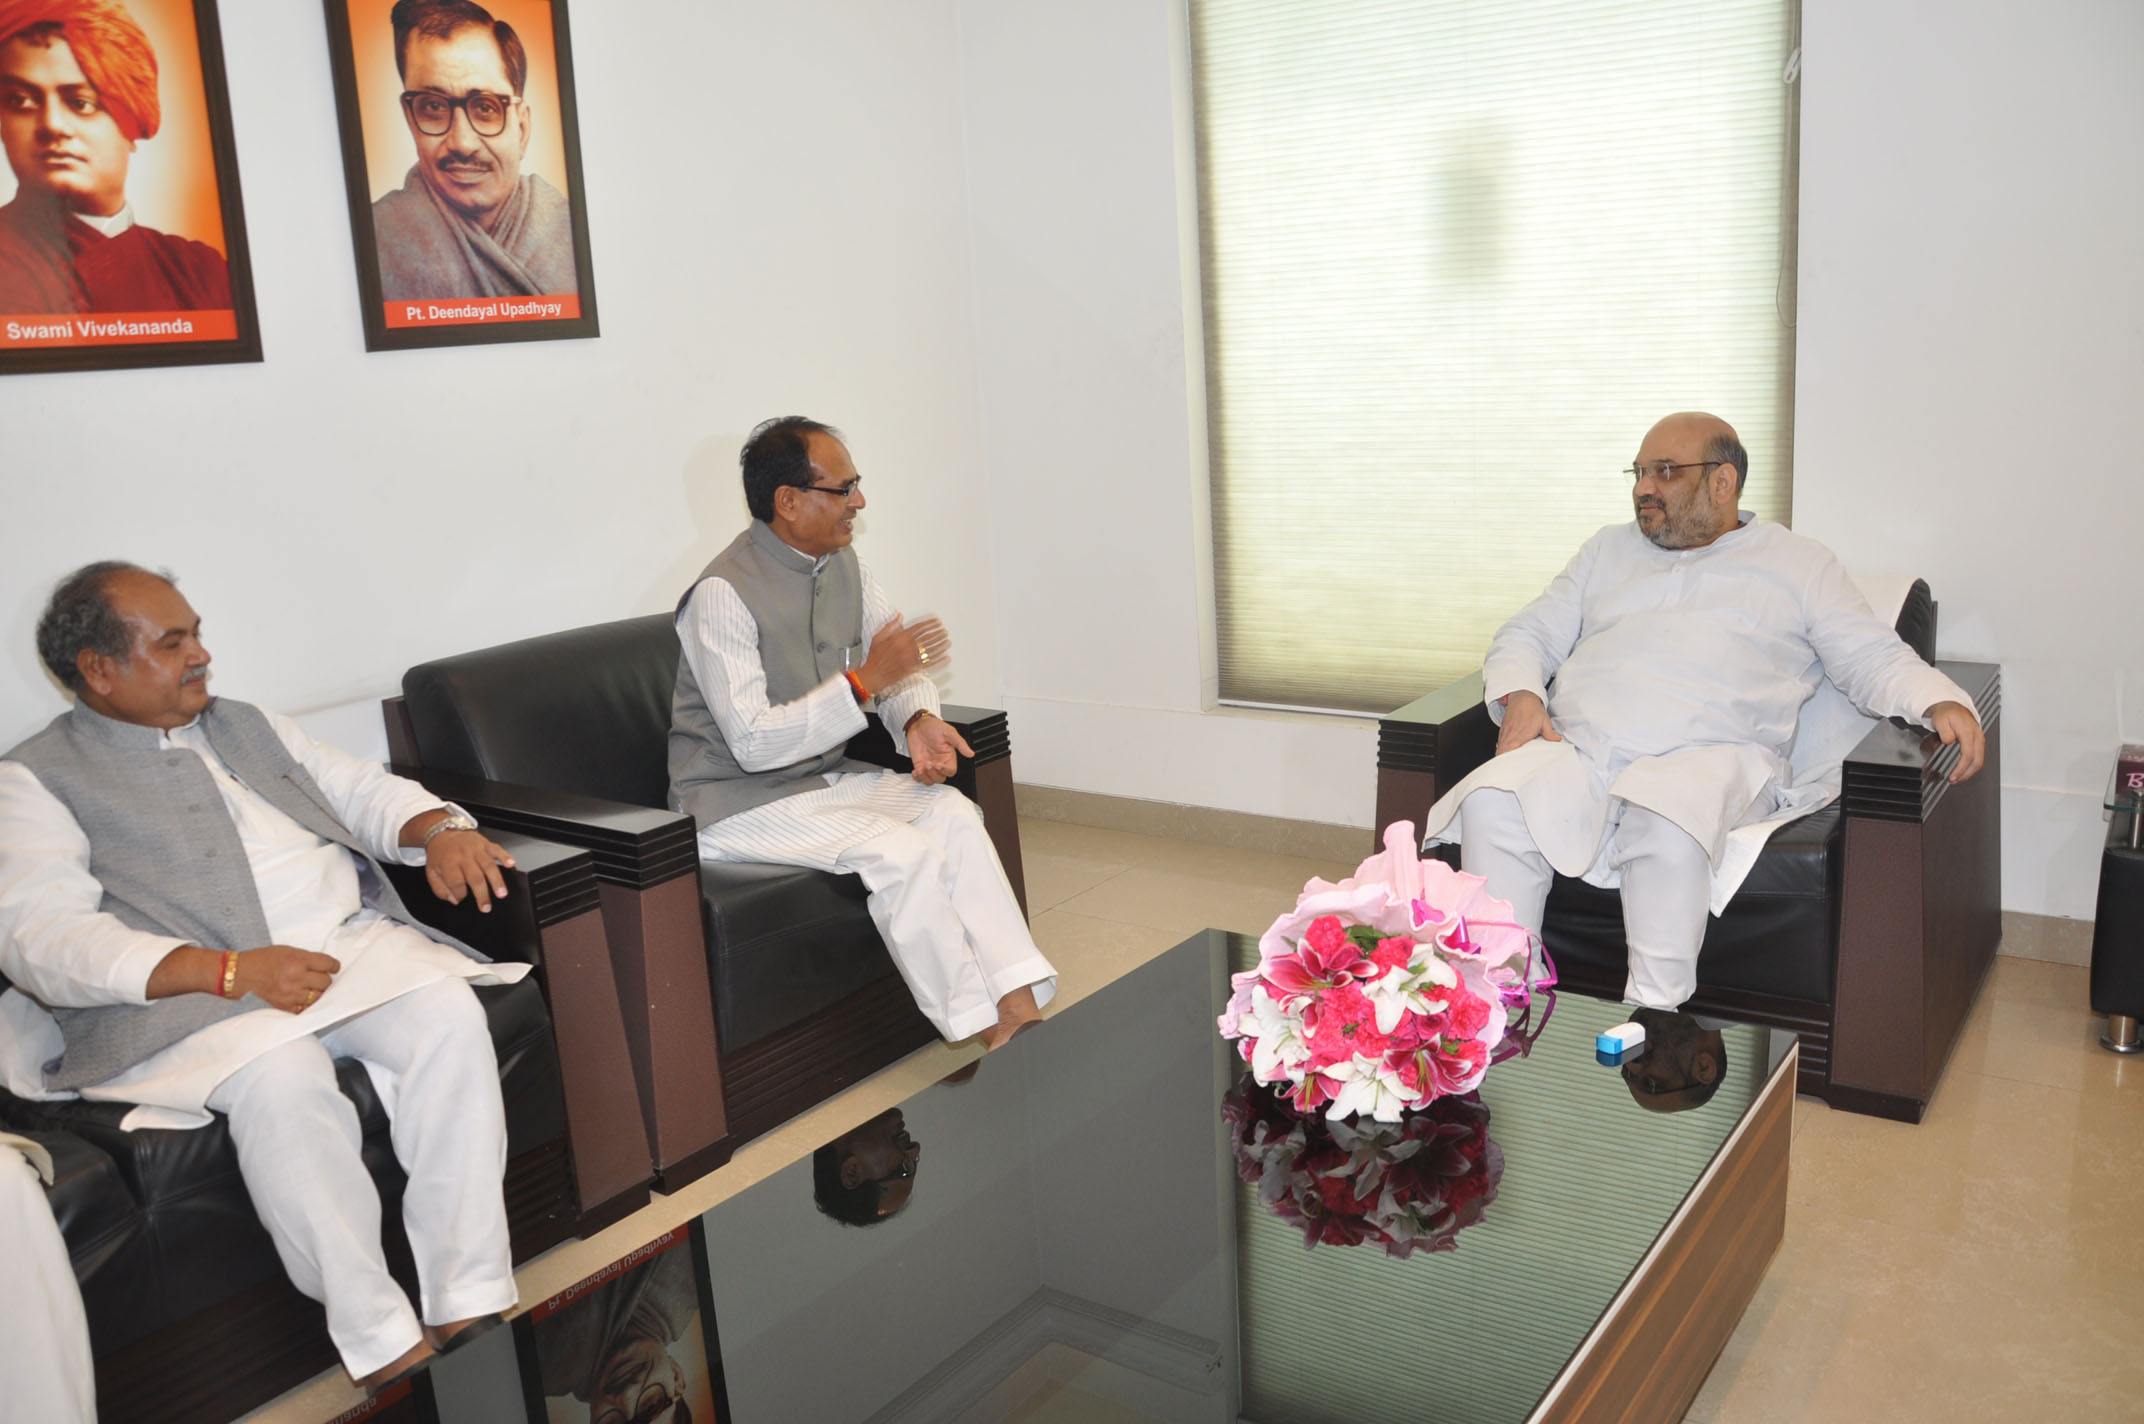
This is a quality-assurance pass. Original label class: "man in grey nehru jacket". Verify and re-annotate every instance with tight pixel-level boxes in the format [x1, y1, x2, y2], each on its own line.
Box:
[670, 417, 1055, 1051]
[0, 562, 528, 1393]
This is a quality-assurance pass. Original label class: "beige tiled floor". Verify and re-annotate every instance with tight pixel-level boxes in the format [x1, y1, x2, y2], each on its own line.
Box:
[1021, 819, 2144, 1424]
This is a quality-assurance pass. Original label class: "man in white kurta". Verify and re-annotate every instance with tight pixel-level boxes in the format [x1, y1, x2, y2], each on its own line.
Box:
[1420, 413, 1985, 1010]
[672, 418, 1054, 1050]
[0, 563, 532, 1390]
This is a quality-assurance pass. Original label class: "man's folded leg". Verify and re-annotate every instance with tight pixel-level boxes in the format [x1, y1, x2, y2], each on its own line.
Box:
[1457, 787, 1555, 936]
[1610, 804, 1715, 1010]
[320, 977, 516, 1329]
[838, 819, 1009, 1041]
[206, 1037, 424, 1381]
[908, 787, 1056, 1016]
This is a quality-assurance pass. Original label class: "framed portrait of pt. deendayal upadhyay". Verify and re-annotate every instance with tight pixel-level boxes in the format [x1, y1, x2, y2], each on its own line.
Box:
[321, 0, 597, 352]
[0, 0, 261, 375]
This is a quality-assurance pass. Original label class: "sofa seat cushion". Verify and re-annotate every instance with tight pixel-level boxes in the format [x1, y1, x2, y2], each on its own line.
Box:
[20, 1130, 158, 1354]
[1, 1090, 284, 1354]
[1541, 805, 1842, 1004]
[1, 977, 567, 1357]
[698, 860, 894, 1051]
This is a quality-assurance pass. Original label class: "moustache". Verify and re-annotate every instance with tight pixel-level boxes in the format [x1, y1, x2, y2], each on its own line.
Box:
[180, 667, 209, 686]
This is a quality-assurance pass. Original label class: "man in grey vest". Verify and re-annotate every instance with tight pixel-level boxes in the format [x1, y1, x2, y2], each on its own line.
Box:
[0, 562, 529, 1392]
[671, 417, 1055, 1050]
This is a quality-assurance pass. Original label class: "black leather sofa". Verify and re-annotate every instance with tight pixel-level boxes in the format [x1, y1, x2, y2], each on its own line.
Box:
[0, 831, 646, 1424]
[1373, 581, 2004, 1122]
[387, 612, 1029, 1148]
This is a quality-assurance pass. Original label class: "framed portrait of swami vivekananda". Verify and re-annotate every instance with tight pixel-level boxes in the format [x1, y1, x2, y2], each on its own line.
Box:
[322, 0, 597, 352]
[0, 0, 262, 376]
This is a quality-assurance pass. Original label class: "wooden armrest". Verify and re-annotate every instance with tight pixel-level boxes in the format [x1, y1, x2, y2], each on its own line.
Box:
[1373, 673, 1497, 851]
[1385, 672, 1494, 732]
[383, 830, 601, 966]
[1379, 672, 1497, 784]
[1841, 661, 2001, 826]
[844, 702, 1027, 913]
[845, 703, 1011, 773]
[389, 766, 699, 890]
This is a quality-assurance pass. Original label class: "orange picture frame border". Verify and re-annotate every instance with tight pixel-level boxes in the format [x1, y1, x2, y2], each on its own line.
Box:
[320, 0, 599, 354]
[0, 0, 262, 377]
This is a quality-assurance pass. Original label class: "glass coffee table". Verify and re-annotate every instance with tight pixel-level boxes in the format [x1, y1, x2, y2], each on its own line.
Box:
[697, 930, 1797, 1423]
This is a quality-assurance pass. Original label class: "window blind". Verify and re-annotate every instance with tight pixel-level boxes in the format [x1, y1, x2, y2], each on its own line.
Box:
[1194, 0, 1799, 714]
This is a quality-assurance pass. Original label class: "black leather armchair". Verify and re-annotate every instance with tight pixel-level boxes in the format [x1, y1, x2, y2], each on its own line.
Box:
[1373, 581, 2003, 1122]
[387, 612, 1030, 1148]
[0, 829, 643, 1424]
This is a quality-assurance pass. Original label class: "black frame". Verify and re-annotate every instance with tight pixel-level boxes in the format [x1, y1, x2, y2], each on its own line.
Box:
[513, 1217, 731, 1424]
[319, 0, 598, 353]
[0, 0, 262, 376]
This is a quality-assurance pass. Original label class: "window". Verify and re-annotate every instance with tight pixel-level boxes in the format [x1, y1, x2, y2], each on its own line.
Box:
[1196, 0, 1800, 713]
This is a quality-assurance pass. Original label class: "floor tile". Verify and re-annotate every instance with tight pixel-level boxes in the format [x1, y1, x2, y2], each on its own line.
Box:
[1690, 947, 2144, 1422]
[1021, 850, 1130, 914]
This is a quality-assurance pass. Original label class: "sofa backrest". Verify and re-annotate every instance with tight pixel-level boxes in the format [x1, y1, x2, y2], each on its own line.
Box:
[401, 613, 680, 809]
[1893, 577, 1936, 664]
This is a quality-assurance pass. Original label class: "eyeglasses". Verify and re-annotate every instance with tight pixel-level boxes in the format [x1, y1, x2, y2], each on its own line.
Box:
[1624, 460, 1724, 486]
[592, 1379, 674, 1424]
[400, 90, 517, 137]
[793, 477, 863, 499]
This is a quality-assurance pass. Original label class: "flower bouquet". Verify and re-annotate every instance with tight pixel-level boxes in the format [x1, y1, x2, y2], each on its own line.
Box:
[1223, 1073, 1503, 1258]
[1218, 821, 1552, 1121]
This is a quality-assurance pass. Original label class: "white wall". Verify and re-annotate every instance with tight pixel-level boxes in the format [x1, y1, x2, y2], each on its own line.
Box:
[1791, 0, 2144, 918]
[958, 0, 2141, 918]
[7, 1, 2130, 919]
[958, 0, 1379, 832]
[0, 1, 1005, 761]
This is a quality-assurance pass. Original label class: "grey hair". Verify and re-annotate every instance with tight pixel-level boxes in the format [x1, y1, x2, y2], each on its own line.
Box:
[36, 561, 168, 693]
[1704, 432, 1749, 494]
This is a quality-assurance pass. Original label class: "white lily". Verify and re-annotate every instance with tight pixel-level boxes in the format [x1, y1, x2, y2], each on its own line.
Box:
[1363, 955, 1458, 1035]
[1325, 1058, 1414, 1122]
[1242, 985, 1312, 1082]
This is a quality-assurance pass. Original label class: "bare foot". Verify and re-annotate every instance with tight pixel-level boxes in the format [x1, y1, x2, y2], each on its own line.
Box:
[980, 985, 1043, 1051]
[355, 1338, 434, 1394]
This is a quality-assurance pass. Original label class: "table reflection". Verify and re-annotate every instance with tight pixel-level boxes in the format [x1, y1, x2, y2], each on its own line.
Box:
[1224, 1074, 1504, 1258]
[1618, 1009, 1730, 1115]
[812, 1107, 923, 1225]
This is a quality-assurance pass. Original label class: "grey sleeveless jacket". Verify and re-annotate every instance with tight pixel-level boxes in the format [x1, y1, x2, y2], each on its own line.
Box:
[4, 697, 473, 1090]
[668, 521, 870, 828]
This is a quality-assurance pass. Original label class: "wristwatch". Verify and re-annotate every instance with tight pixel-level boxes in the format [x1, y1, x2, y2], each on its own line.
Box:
[422, 809, 479, 848]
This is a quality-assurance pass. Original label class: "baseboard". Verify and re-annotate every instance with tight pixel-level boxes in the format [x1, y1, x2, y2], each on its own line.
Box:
[1014, 784, 1367, 862]
[1999, 910, 2094, 966]
[862, 1286, 1223, 1424]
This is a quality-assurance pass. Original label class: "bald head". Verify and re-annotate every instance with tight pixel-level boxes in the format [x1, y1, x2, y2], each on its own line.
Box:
[1631, 412, 1747, 550]
[1644, 412, 1746, 492]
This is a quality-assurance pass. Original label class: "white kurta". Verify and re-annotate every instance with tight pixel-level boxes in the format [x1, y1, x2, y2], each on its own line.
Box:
[0, 706, 529, 1129]
[1421, 516, 1975, 911]
[1, 1131, 95, 1424]
[678, 540, 1056, 1041]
